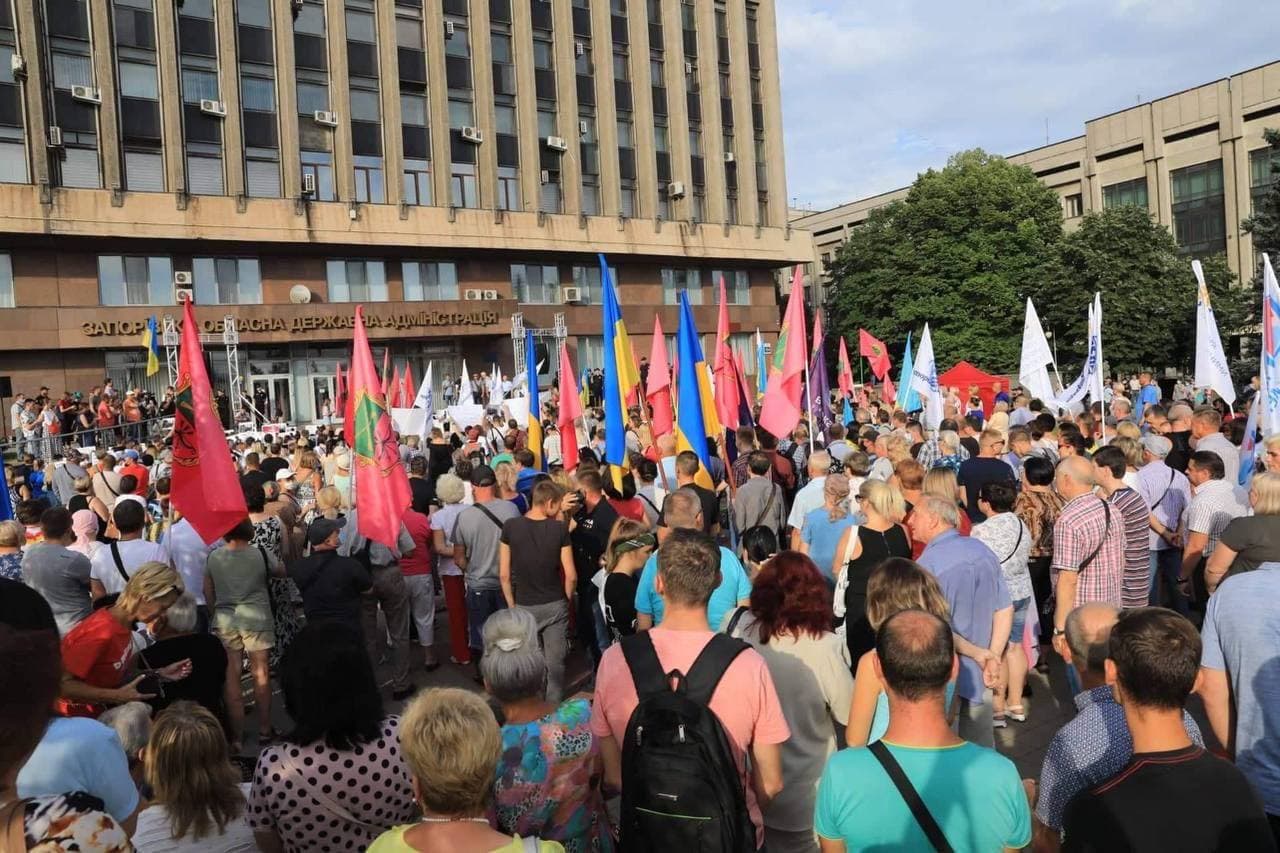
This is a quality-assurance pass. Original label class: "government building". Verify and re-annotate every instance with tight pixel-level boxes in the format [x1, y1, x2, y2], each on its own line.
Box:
[0, 0, 808, 424]
[793, 60, 1280, 308]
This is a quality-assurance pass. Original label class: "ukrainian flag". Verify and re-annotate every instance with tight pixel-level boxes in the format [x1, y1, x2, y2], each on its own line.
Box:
[141, 315, 161, 377]
[600, 253, 640, 481]
[676, 291, 716, 489]
[525, 328, 544, 471]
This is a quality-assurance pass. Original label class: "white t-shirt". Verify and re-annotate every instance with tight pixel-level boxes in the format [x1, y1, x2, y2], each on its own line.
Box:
[163, 519, 219, 605]
[430, 503, 467, 577]
[132, 783, 256, 852]
[90, 538, 170, 595]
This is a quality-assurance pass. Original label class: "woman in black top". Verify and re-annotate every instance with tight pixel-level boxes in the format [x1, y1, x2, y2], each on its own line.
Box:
[599, 518, 654, 641]
[833, 479, 912, 663]
[68, 474, 112, 542]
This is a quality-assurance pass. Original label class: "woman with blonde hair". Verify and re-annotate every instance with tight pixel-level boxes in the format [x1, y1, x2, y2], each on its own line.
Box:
[987, 400, 1011, 437]
[67, 473, 111, 542]
[368, 688, 564, 852]
[302, 485, 343, 527]
[832, 479, 911, 663]
[600, 517, 655, 640]
[293, 450, 323, 507]
[798, 472, 856, 588]
[133, 701, 254, 851]
[1205, 471, 1280, 592]
[0, 519, 24, 580]
[1112, 434, 1143, 488]
[846, 557, 954, 745]
[494, 461, 527, 513]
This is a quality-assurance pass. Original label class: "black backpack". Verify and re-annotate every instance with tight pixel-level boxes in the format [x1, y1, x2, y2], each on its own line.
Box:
[618, 632, 756, 853]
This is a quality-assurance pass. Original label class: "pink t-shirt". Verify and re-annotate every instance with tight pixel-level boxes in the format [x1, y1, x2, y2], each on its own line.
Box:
[589, 626, 790, 847]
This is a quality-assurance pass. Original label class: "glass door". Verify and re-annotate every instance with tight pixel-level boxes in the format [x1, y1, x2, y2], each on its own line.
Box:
[250, 375, 293, 422]
[312, 375, 336, 423]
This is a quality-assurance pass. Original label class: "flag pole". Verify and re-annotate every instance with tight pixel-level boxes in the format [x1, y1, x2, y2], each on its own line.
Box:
[633, 396, 673, 494]
[804, 344, 818, 453]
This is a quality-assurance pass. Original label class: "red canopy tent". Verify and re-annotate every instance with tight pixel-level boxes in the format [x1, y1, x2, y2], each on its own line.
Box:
[938, 361, 1010, 416]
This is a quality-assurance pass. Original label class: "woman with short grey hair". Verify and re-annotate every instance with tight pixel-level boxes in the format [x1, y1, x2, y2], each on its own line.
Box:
[482, 608, 613, 852]
[141, 592, 230, 728]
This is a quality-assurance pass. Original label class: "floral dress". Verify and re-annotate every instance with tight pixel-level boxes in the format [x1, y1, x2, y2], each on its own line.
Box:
[491, 698, 614, 853]
[252, 515, 302, 669]
[16, 791, 132, 852]
[0, 551, 22, 581]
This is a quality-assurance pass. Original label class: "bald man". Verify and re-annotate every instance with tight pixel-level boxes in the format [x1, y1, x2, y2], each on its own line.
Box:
[1051, 457, 1125, 643]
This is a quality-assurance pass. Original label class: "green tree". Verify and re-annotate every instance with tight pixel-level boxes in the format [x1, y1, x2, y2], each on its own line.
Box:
[825, 150, 1065, 372]
[1243, 128, 1280, 263]
[1038, 205, 1249, 375]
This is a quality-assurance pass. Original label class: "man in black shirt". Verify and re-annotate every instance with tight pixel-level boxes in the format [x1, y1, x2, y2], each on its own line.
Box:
[1062, 608, 1275, 852]
[570, 468, 618, 667]
[240, 451, 270, 495]
[259, 443, 289, 481]
[407, 455, 432, 513]
[673, 450, 721, 538]
[288, 517, 372, 639]
[957, 429, 1016, 523]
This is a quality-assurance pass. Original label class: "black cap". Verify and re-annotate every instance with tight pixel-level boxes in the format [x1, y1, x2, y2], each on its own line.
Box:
[306, 516, 347, 547]
[470, 464, 497, 487]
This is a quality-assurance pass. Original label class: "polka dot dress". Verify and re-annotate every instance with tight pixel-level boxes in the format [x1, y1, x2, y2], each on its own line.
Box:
[248, 715, 419, 853]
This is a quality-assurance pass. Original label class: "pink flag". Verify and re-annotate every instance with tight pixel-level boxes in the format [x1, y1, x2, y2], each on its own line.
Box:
[558, 344, 583, 472]
[647, 315, 674, 440]
[713, 276, 741, 431]
[759, 266, 808, 439]
[350, 307, 412, 547]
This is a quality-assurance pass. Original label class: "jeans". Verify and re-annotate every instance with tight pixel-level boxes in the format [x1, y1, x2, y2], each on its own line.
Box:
[404, 573, 436, 657]
[522, 599, 571, 702]
[361, 564, 412, 692]
[1149, 548, 1188, 614]
[576, 583, 604, 668]
[466, 586, 506, 652]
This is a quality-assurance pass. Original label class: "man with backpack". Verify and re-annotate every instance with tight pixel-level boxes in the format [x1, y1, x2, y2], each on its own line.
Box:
[591, 527, 788, 851]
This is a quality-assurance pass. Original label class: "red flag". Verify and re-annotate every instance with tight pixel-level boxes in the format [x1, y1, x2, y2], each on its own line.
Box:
[334, 363, 346, 418]
[402, 362, 415, 410]
[558, 343, 582, 472]
[625, 341, 642, 408]
[713, 276, 741, 431]
[837, 337, 855, 400]
[647, 315, 674, 440]
[343, 358, 356, 446]
[380, 347, 390, 394]
[883, 375, 897, 405]
[812, 313, 824, 357]
[759, 266, 808, 439]
[389, 363, 402, 408]
[171, 299, 248, 543]
[350, 306, 412, 547]
[859, 328, 892, 380]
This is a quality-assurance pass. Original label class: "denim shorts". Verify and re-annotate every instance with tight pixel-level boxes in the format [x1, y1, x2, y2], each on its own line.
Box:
[1009, 596, 1032, 646]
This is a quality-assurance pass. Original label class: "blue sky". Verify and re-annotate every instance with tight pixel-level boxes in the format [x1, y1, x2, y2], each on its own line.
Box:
[778, 1, 1278, 211]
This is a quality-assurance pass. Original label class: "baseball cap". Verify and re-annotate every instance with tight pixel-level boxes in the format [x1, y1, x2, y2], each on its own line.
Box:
[275, 468, 295, 481]
[306, 516, 347, 546]
[1141, 435, 1172, 459]
[470, 464, 497, 487]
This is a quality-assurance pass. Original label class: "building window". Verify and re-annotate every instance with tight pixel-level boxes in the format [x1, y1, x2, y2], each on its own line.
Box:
[353, 155, 385, 203]
[571, 264, 615, 305]
[98, 255, 174, 306]
[301, 150, 335, 200]
[1063, 193, 1083, 219]
[403, 158, 431, 205]
[620, 184, 636, 217]
[327, 259, 388, 302]
[1250, 146, 1280, 215]
[402, 261, 459, 300]
[451, 162, 478, 208]
[511, 264, 560, 304]
[497, 166, 520, 211]
[1170, 160, 1226, 255]
[193, 257, 262, 304]
[661, 267, 699, 305]
[539, 170, 562, 213]
[1102, 177, 1148, 210]
[711, 269, 749, 304]
[0, 253, 13, 307]
[577, 335, 603, 371]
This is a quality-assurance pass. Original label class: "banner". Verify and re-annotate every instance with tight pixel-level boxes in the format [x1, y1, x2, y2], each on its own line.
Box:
[1019, 297, 1057, 405]
[909, 323, 943, 430]
[1193, 260, 1237, 407]
[1053, 293, 1102, 409]
[1260, 254, 1280, 438]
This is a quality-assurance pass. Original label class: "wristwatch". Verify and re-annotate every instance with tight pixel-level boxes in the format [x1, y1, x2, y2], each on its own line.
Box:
[1052, 627, 1066, 637]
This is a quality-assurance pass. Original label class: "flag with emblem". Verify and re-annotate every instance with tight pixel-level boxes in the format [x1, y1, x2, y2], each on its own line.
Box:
[170, 298, 247, 544]
[713, 275, 741, 431]
[350, 305, 412, 548]
[859, 328, 892, 380]
[759, 265, 807, 439]
[837, 335, 855, 400]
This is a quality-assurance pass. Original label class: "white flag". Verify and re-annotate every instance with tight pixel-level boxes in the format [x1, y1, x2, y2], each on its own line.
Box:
[1193, 260, 1236, 406]
[909, 323, 944, 430]
[413, 362, 434, 442]
[1053, 295, 1103, 409]
[1019, 297, 1056, 404]
[1261, 254, 1280, 438]
[457, 358, 475, 406]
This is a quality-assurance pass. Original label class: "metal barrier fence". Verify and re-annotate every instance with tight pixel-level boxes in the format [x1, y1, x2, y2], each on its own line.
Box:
[1, 414, 176, 462]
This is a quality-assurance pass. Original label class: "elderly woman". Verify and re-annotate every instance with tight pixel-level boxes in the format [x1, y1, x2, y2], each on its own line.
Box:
[67, 474, 111, 542]
[0, 580, 132, 851]
[140, 591, 229, 725]
[494, 461, 528, 513]
[723, 552, 852, 853]
[1205, 471, 1280, 593]
[368, 687, 565, 852]
[250, 622, 419, 853]
[481, 608, 612, 852]
[0, 519, 23, 580]
[431, 473, 473, 665]
[972, 481, 1033, 727]
[68, 508, 103, 560]
[798, 472, 856, 588]
[302, 484, 344, 527]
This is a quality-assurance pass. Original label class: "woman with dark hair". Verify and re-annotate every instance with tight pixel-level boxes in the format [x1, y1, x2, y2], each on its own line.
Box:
[1014, 454, 1064, 649]
[0, 578, 132, 851]
[740, 524, 778, 579]
[245, 483, 302, 668]
[602, 471, 645, 522]
[722, 551, 852, 853]
[248, 621, 419, 853]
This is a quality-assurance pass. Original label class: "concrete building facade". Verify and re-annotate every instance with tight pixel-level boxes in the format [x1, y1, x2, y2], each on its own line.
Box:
[794, 60, 1280, 307]
[0, 0, 808, 424]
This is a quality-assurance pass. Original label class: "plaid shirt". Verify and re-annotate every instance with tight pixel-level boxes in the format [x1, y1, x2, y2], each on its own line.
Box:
[916, 437, 970, 471]
[1052, 493, 1125, 608]
[1184, 479, 1247, 558]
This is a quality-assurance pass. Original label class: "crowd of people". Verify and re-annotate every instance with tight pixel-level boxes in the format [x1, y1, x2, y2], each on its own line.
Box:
[2, 367, 1280, 852]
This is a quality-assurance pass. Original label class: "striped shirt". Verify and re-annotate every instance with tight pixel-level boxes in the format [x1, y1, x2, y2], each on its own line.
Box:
[1184, 479, 1247, 558]
[1052, 493, 1125, 608]
[1134, 461, 1191, 551]
[1107, 486, 1151, 609]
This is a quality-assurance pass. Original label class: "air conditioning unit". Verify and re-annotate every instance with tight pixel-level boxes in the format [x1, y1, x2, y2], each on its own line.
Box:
[562, 286, 582, 304]
[463, 288, 483, 300]
[575, 41, 585, 56]
[302, 172, 316, 195]
[544, 135, 568, 152]
[10, 53, 25, 76]
[444, 20, 455, 38]
[578, 119, 589, 135]
[724, 151, 735, 163]
[313, 110, 338, 126]
[684, 61, 693, 75]
[71, 85, 101, 104]
[482, 289, 498, 300]
[199, 99, 227, 117]
[47, 126, 64, 148]
[460, 125, 483, 143]
[175, 288, 194, 303]
[174, 270, 193, 286]
[667, 180, 686, 199]
[290, 0, 303, 12]
[540, 169, 552, 184]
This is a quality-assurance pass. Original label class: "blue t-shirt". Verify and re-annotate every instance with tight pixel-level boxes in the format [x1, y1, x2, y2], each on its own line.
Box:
[1137, 382, 1160, 412]
[800, 509, 856, 582]
[17, 716, 140, 823]
[815, 741, 1031, 852]
[635, 545, 752, 628]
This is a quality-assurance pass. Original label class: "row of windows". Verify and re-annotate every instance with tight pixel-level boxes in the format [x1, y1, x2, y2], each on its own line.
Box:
[576, 331, 757, 374]
[0, 253, 754, 308]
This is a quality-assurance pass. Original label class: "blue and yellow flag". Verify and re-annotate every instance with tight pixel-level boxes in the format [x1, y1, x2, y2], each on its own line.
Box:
[600, 253, 639, 477]
[525, 328, 545, 471]
[676, 291, 715, 489]
[141, 315, 161, 377]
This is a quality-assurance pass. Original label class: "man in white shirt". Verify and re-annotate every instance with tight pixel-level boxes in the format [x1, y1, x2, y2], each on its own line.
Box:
[89, 501, 169, 600]
[162, 516, 219, 625]
[1189, 406, 1240, 489]
[786, 450, 830, 549]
